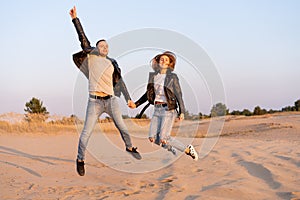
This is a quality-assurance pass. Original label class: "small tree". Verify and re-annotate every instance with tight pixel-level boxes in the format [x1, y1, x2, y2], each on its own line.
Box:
[268, 109, 277, 114]
[230, 110, 242, 115]
[25, 97, 49, 114]
[295, 99, 300, 111]
[24, 97, 49, 122]
[242, 109, 252, 116]
[183, 110, 191, 120]
[253, 106, 262, 115]
[282, 106, 292, 112]
[210, 103, 227, 117]
[253, 106, 267, 115]
[198, 112, 203, 119]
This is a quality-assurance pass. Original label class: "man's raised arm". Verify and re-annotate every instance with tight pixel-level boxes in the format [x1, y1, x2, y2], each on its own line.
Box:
[69, 6, 92, 51]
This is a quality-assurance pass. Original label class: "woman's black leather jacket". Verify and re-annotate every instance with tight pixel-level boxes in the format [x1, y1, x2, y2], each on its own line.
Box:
[135, 71, 185, 115]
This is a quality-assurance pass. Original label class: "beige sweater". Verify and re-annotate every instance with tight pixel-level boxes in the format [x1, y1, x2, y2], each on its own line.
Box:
[88, 54, 114, 95]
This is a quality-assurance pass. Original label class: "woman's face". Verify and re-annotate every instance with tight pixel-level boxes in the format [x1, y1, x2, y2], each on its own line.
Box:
[159, 55, 170, 69]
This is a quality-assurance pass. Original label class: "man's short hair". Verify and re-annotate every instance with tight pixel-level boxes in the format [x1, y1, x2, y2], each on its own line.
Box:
[96, 39, 106, 47]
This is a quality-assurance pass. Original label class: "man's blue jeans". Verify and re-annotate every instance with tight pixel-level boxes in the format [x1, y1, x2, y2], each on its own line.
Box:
[149, 106, 185, 152]
[77, 96, 132, 161]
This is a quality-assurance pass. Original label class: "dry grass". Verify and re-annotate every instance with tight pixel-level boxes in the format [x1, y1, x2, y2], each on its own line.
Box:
[1, 112, 299, 137]
[0, 120, 76, 134]
[0, 114, 151, 135]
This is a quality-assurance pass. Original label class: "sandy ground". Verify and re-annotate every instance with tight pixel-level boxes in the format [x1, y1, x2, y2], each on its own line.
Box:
[0, 113, 300, 200]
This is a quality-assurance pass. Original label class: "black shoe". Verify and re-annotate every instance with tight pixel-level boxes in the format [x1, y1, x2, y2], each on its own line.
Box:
[76, 159, 85, 176]
[126, 147, 142, 160]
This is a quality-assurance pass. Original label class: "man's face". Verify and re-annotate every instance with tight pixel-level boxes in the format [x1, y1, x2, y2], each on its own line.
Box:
[97, 41, 109, 57]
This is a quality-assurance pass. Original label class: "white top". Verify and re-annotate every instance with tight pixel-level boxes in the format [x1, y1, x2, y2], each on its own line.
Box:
[88, 55, 114, 95]
[154, 73, 167, 103]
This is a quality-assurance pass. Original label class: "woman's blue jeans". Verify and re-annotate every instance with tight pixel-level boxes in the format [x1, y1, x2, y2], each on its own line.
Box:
[149, 105, 185, 152]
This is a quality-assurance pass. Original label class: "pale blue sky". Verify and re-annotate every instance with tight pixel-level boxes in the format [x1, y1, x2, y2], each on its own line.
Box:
[0, 0, 299, 116]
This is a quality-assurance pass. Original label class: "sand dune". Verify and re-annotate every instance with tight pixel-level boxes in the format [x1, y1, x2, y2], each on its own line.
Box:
[0, 112, 299, 200]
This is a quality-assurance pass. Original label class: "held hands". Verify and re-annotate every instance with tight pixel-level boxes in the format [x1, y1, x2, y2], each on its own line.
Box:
[148, 137, 154, 143]
[69, 6, 77, 19]
[178, 113, 184, 121]
[127, 100, 136, 109]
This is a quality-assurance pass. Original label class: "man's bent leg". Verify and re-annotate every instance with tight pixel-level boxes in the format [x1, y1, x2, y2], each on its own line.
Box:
[107, 96, 132, 148]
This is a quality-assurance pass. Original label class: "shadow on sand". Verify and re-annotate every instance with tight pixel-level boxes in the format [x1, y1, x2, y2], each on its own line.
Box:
[0, 145, 74, 177]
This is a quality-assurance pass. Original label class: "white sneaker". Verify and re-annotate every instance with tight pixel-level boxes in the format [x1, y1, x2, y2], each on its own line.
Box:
[185, 145, 198, 161]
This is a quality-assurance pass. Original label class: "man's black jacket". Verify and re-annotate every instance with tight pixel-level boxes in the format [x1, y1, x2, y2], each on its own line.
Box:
[71, 18, 131, 101]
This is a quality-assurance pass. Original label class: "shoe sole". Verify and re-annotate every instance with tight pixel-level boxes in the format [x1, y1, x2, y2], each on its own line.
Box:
[76, 160, 85, 176]
[126, 149, 142, 160]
